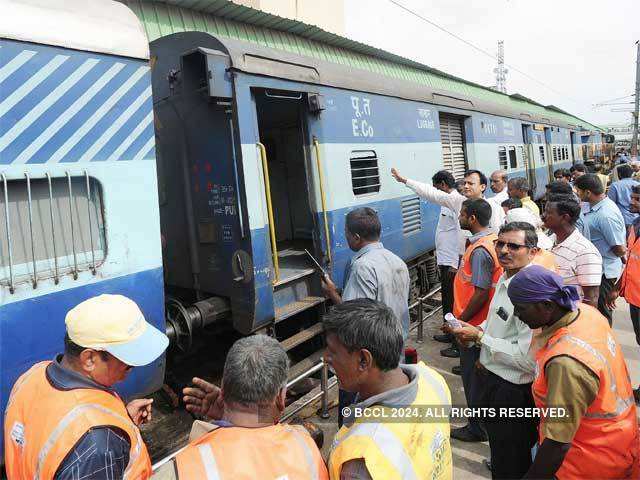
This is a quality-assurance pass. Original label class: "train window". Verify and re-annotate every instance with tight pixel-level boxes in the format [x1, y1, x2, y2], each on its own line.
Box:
[552, 147, 558, 163]
[498, 147, 508, 170]
[508, 147, 518, 169]
[539, 146, 546, 164]
[0, 175, 106, 290]
[350, 150, 381, 196]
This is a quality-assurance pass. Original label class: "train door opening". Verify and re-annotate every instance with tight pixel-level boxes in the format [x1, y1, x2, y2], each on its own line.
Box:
[570, 131, 577, 163]
[254, 89, 316, 286]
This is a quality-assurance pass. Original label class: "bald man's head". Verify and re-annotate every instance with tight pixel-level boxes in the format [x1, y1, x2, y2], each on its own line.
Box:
[490, 170, 508, 194]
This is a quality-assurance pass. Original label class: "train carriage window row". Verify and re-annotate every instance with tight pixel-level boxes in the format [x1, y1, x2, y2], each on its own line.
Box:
[1, 175, 106, 290]
[350, 150, 381, 196]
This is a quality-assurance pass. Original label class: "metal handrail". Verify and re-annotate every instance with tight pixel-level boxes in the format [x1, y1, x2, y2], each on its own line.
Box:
[46, 173, 59, 284]
[66, 172, 78, 280]
[84, 171, 96, 275]
[1, 173, 15, 293]
[312, 137, 332, 264]
[256, 142, 279, 283]
[24, 173, 37, 289]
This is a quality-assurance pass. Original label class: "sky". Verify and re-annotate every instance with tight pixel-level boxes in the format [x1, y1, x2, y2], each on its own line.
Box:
[343, 0, 639, 127]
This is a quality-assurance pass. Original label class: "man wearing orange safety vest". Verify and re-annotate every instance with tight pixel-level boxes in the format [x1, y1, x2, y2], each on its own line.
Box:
[508, 266, 639, 479]
[608, 183, 640, 403]
[4, 294, 169, 479]
[451, 198, 503, 442]
[155, 335, 328, 480]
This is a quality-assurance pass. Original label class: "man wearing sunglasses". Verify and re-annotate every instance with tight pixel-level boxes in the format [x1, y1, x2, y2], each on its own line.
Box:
[448, 222, 544, 479]
[5, 294, 169, 480]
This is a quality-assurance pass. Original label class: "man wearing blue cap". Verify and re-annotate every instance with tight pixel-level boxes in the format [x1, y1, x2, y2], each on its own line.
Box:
[507, 266, 638, 479]
[4, 294, 169, 480]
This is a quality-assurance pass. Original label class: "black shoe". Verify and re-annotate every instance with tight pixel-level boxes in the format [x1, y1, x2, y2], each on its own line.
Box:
[450, 425, 487, 442]
[440, 346, 460, 358]
[483, 459, 492, 472]
[634, 387, 640, 404]
[451, 365, 462, 375]
[433, 333, 453, 343]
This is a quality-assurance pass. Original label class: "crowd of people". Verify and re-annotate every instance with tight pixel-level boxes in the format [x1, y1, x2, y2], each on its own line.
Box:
[4, 157, 640, 480]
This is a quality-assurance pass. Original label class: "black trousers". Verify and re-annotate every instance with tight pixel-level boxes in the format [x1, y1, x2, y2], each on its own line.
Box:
[598, 275, 616, 326]
[439, 265, 455, 317]
[630, 304, 640, 346]
[460, 345, 485, 437]
[478, 369, 539, 480]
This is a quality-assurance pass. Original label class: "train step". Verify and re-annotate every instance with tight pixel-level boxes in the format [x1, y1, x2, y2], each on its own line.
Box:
[280, 322, 324, 351]
[274, 295, 325, 323]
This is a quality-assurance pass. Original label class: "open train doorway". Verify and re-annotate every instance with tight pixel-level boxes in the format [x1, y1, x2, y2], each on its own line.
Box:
[254, 89, 316, 287]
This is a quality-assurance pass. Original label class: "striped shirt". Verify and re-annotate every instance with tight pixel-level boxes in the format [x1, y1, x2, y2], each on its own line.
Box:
[549, 229, 602, 298]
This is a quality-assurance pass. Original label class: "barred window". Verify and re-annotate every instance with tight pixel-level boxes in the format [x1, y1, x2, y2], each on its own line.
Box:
[1, 174, 105, 291]
[498, 147, 508, 170]
[539, 146, 546, 164]
[350, 150, 380, 196]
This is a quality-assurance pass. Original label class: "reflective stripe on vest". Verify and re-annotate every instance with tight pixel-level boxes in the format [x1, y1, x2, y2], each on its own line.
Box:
[286, 426, 319, 480]
[334, 423, 418, 480]
[34, 403, 142, 480]
[419, 369, 449, 406]
[197, 444, 221, 480]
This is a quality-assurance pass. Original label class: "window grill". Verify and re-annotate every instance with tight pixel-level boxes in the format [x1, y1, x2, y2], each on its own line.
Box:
[350, 150, 380, 196]
[498, 147, 508, 170]
[508, 146, 518, 169]
[401, 197, 421, 235]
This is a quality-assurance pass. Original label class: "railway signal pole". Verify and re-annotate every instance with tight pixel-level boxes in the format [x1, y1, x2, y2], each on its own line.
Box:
[633, 40, 639, 158]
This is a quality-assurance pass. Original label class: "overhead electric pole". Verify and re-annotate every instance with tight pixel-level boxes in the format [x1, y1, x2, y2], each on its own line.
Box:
[633, 40, 640, 158]
[493, 41, 508, 94]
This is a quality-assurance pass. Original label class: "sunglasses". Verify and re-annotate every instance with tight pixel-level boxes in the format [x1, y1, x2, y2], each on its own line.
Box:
[494, 240, 531, 252]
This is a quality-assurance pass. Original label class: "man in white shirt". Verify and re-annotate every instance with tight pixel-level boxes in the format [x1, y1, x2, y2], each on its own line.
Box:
[428, 170, 463, 355]
[489, 170, 509, 207]
[543, 194, 602, 308]
[448, 222, 542, 479]
[391, 168, 505, 233]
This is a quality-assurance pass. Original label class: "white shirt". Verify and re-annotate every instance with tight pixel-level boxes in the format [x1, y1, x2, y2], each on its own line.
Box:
[488, 189, 509, 209]
[406, 179, 505, 233]
[478, 271, 536, 385]
[549, 229, 603, 299]
[436, 206, 462, 268]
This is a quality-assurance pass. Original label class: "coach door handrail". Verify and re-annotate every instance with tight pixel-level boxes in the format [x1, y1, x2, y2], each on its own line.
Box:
[312, 137, 332, 264]
[256, 142, 280, 284]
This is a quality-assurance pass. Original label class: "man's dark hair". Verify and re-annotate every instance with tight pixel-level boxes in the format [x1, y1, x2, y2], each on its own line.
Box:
[346, 207, 381, 241]
[547, 194, 581, 225]
[546, 180, 573, 195]
[618, 164, 633, 179]
[501, 197, 522, 209]
[64, 333, 109, 361]
[570, 164, 587, 174]
[632, 184, 640, 195]
[432, 170, 456, 188]
[462, 198, 492, 227]
[322, 299, 403, 371]
[499, 221, 538, 248]
[574, 174, 604, 195]
[554, 168, 571, 180]
[508, 177, 529, 192]
[464, 169, 488, 186]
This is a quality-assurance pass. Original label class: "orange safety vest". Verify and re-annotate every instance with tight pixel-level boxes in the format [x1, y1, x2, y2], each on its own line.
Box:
[4, 361, 151, 480]
[532, 249, 557, 272]
[453, 232, 503, 326]
[620, 224, 640, 307]
[532, 305, 639, 479]
[175, 422, 329, 479]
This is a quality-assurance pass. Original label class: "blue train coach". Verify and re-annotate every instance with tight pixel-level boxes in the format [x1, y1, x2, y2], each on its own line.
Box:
[1, 0, 606, 458]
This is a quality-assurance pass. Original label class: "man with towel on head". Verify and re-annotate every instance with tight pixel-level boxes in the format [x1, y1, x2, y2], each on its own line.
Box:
[507, 266, 639, 479]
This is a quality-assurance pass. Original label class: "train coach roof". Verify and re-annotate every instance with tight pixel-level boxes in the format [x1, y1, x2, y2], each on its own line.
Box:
[121, 0, 601, 132]
[1, 0, 150, 60]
